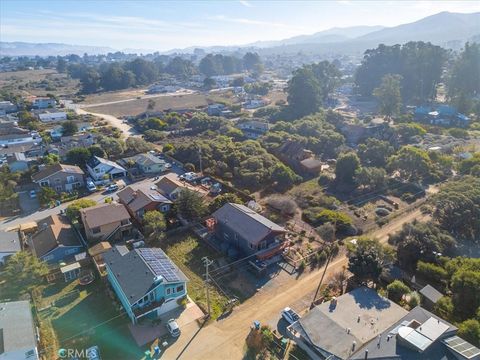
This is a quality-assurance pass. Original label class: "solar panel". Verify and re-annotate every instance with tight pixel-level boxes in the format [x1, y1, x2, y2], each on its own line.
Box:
[138, 248, 181, 282]
[444, 336, 480, 359]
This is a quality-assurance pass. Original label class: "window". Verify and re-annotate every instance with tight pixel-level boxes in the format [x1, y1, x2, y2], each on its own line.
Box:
[161, 205, 169, 212]
[55, 185, 62, 191]
[55, 178, 61, 183]
[176, 285, 184, 293]
[149, 292, 154, 301]
[40, 180, 49, 187]
[121, 219, 129, 226]
[223, 232, 230, 240]
[166, 288, 171, 295]
[260, 241, 267, 250]
[143, 295, 148, 303]
[249, 242, 257, 250]
[92, 227, 101, 234]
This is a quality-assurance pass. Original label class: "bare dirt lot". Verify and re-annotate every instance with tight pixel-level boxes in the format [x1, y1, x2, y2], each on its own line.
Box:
[0, 69, 79, 96]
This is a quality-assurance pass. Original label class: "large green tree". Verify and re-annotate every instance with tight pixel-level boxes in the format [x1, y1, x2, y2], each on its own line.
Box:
[208, 193, 242, 213]
[335, 152, 360, 185]
[348, 238, 387, 282]
[448, 43, 480, 100]
[4, 252, 49, 293]
[143, 210, 167, 242]
[373, 74, 403, 118]
[387, 146, 433, 181]
[66, 199, 97, 222]
[358, 138, 394, 168]
[175, 189, 207, 221]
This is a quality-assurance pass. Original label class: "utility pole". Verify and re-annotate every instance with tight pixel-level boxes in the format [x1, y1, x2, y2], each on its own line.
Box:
[198, 146, 203, 174]
[202, 256, 213, 317]
[311, 219, 337, 309]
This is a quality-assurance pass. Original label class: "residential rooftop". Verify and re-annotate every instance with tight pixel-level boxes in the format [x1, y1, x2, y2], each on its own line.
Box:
[80, 203, 130, 229]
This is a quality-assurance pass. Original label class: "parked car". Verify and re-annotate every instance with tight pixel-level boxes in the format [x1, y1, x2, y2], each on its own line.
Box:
[105, 184, 119, 193]
[166, 319, 180, 337]
[86, 180, 97, 192]
[29, 190, 37, 198]
[179, 172, 198, 182]
[281, 307, 300, 325]
[164, 163, 172, 169]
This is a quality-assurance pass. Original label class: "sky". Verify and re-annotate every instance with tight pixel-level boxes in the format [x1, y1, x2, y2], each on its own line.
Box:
[1, 0, 479, 51]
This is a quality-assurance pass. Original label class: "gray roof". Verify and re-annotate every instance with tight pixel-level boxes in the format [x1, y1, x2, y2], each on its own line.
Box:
[104, 247, 187, 306]
[87, 156, 126, 173]
[80, 203, 130, 229]
[0, 300, 37, 356]
[0, 231, 21, 253]
[212, 203, 286, 245]
[117, 184, 171, 213]
[121, 153, 166, 167]
[290, 287, 408, 360]
[420, 284, 444, 304]
[350, 306, 458, 360]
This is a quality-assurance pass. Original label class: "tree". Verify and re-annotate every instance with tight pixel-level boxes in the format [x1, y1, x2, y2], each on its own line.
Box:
[62, 121, 78, 136]
[387, 146, 432, 181]
[66, 147, 91, 166]
[80, 68, 100, 94]
[358, 138, 394, 167]
[271, 163, 301, 191]
[39, 187, 58, 206]
[56, 58, 67, 73]
[387, 280, 411, 302]
[175, 189, 207, 221]
[165, 57, 197, 79]
[355, 167, 386, 191]
[389, 221, 456, 271]
[4, 252, 48, 292]
[143, 210, 166, 241]
[125, 137, 153, 154]
[373, 74, 403, 118]
[430, 176, 480, 242]
[203, 77, 216, 90]
[316, 222, 336, 242]
[457, 319, 480, 347]
[43, 153, 59, 166]
[66, 199, 97, 221]
[348, 238, 386, 282]
[88, 145, 105, 158]
[124, 58, 158, 85]
[243, 52, 263, 73]
[98, 137, 125, 157]
[417, 261, 448, 284]
[394, 123, 426, 144]
[287, 67, 322, 118]
[451, 269, 480, 319]
[199, 54, 220, 77]
[335, 152, 360, 185]
[315, 209, 353, 232]
[147, 99, 156, 111]
[448, 43, 480, 100]
[208, 193, 242, 213]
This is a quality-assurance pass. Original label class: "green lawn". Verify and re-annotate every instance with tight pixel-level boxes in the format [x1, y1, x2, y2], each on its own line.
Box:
[160, 232, 229, 320]
[39, 279, 143, 360]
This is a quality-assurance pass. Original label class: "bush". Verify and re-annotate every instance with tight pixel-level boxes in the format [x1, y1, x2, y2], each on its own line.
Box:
[184, 163, 195, 172]
[265, 195, 298, 216]
[387, 280, 411, 302]
[408, 292, 420, 309]
[416, 261, 448, 283]
[400, 192, 417, 203]
[318, 174, 333, 186]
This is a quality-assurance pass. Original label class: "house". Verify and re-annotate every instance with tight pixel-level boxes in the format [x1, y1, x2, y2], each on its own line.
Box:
[0, 123, 41, 146]
[118, 153, 168, 176]
[86, 156, 127, 182]
[209, 203, 287, 257]
[104, 246, 188, 324]
[349, 307, 478, 360]
[32, 97, 56, 109]
[35, 110, 67, 123]
[207, 103, 231, 117]
[287, 287, 408, 360]
[60, 262, 81, 282]
[0, 300, 39, 359]
[419, 284, 444, 311]
[48, 133, 97, 160]
[339, 121, 389, 144]
[117, 183, 172, 223]
[0, 100, 18, 115]
[288, 287, 479, 360]
[0, 230, 21, 265]
[6, 152, 30, 172]
[80, 203, 132, 242]
[155, 173, 207, 201]
[32, 163, 85, 193]
[414, 105, 470, 128]
[237, 120, 270, 139]
[27, 214, 84, 264]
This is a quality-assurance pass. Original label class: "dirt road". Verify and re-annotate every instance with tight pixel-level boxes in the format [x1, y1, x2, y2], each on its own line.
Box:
[75, 108, 139, 138]
[164, 206, 429, 360]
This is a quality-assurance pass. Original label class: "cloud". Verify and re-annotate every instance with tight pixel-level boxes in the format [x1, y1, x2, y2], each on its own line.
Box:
[210, 14, 306, 31]
[239, 0, 253, 7]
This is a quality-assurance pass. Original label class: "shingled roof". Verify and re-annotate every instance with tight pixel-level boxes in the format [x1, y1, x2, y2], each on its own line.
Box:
[212, 203, 286, 245]
[32, 163, 84, 182]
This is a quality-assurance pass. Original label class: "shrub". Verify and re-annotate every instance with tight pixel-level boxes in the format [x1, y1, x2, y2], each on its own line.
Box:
[417, 261, 448, 283]
[265, 195, 298, 216]
[408, 292, 420, 309]
[387, 280, 411, 302]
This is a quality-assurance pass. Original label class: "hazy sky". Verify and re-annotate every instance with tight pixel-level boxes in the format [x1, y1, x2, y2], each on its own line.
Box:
[1, 0, 479, 51]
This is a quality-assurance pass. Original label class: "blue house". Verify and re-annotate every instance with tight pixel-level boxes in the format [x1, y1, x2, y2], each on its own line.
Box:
[414, 105, 470, 127]
[28, 214, 84, 264]
[104, 247, 188, 324]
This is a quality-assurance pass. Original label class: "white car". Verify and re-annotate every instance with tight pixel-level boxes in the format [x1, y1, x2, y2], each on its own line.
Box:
[179, 172, 198, 182]
[281, 307, 300, 325]
[166, 319, 180, 337]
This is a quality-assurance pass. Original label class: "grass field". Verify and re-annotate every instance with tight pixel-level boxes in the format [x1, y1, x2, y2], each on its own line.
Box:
[41, 279, 142, 359]
[160, 232, 229, 320]
[0, 69, 79, 97]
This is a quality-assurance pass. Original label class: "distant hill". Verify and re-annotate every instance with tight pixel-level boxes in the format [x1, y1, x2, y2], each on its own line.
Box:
[249, 25, 385, 47]
[356, 11, 480, 45]
[0, 42, 115, 56]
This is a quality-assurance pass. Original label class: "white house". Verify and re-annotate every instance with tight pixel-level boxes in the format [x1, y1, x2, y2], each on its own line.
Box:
[36, 110, 68, 123]
[86, 156, 127, 182]
[0, 101, 17, 115]
[32, 97, 56, 109]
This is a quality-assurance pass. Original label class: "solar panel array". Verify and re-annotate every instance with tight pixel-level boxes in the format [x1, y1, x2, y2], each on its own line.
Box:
[444, 336, 480, 359]
[138, 248, 181, 282]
